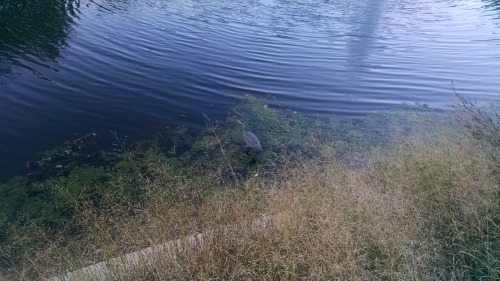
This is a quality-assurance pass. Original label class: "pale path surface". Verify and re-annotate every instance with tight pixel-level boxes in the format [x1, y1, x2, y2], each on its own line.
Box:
[48, 213, 286, 281]
[49, 233, 205, 281]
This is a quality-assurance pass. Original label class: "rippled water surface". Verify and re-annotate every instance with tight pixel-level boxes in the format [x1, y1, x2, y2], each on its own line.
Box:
[1, 0, 500, 180]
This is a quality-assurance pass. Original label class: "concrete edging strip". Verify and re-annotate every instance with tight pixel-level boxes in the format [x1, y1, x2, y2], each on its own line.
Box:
[48, 213, 285, 281]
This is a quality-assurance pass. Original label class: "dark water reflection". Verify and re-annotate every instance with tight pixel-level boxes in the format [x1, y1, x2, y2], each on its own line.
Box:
[1, 0, 500, 180]
[484, 0, 500, 10]
[0, 0, 77, 77]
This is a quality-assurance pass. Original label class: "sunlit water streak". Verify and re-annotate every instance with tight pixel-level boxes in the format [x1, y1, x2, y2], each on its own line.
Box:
[0, 0, 500, 180]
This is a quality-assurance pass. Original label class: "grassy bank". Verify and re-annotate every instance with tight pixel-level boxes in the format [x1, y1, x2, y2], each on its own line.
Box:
[1, 97, 499, 280]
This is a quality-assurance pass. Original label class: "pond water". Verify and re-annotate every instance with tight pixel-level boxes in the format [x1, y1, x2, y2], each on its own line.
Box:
[1, 0, 500, 181]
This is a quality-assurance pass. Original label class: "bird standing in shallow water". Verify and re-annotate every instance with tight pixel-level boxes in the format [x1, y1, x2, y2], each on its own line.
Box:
[237, 120, 262, 152]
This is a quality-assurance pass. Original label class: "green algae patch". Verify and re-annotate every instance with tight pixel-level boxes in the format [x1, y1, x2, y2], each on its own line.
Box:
[184, 96, 340, 179]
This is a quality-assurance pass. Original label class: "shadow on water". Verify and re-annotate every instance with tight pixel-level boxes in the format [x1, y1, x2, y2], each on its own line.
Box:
[0, 0, 79, 80]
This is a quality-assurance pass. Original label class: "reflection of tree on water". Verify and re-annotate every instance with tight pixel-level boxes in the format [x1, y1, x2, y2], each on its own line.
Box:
[346, 0, 386, 70]
[483, 0, 500, 20]
[0, 0, 78, 77]
[484, 0, 500, 10]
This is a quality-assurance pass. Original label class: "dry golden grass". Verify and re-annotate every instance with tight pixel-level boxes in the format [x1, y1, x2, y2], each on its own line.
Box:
[4, 113, 500, 281]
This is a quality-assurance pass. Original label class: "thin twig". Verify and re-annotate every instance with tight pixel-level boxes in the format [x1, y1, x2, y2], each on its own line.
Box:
[110, 130, 146, 182]
[452, 84, 500, 167]
[203, 113, 238, 181]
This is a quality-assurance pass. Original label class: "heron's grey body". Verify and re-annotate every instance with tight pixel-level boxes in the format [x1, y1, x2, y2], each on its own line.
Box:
[243, 131, 262, 152]
[237, 120, 262, 153]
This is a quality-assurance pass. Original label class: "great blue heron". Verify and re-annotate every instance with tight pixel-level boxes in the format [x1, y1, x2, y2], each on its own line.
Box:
[237, 120, 262, 152]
